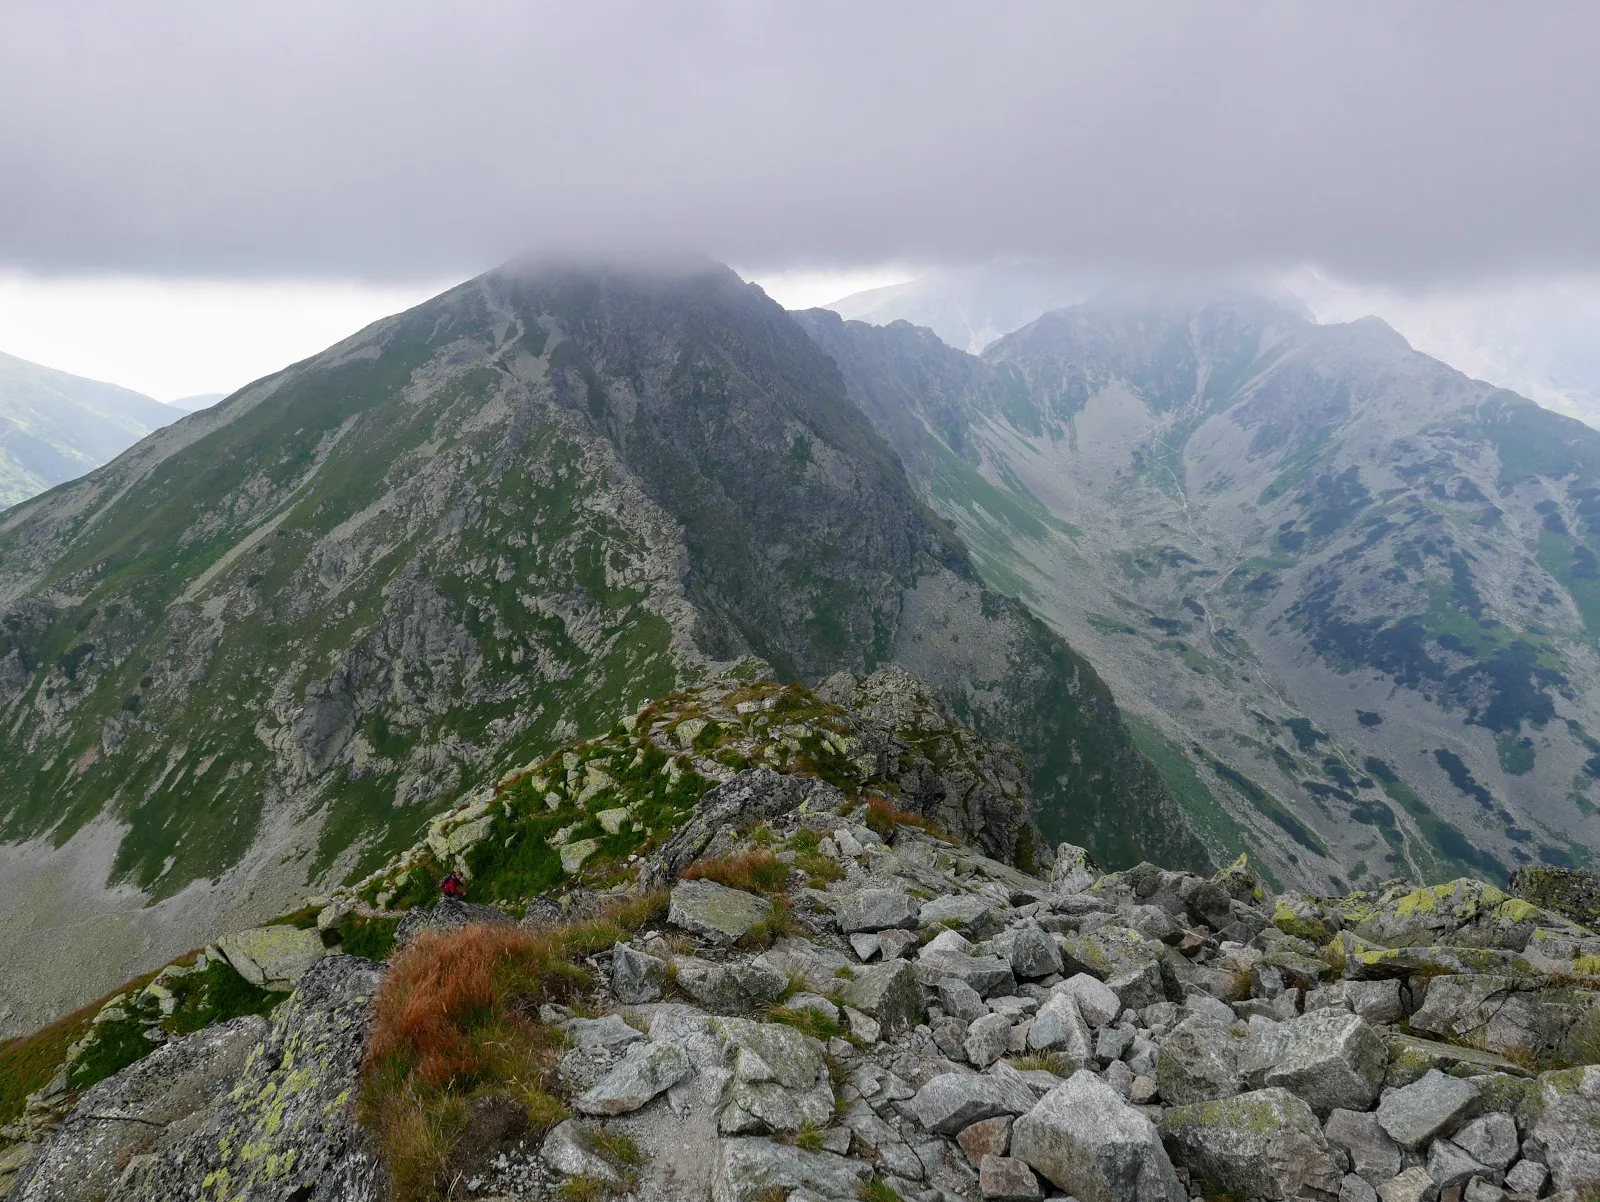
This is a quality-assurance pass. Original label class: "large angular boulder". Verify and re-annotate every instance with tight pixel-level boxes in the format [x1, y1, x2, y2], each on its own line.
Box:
[710, 1018, 834, 1134]
[916, 951, 1017, 998]
[1010, 1070, 1184, 1202]
[840, 959, 925, 1033]
[1050, 843, 1100, 895]
[1510, 865, 1600, 929]
[1010, 925, 1064, 979]
[215, 923, 327, 990]
[1324, 1108, 1403, 1186]
[834, 888, 921, 933]
[7, 1017, 267, 1202]
[1052, 973, 1121, 1027]
[710, 1137, 871, 1202]
[1159, 1088, 1343, 1202]
[919, 894, 1006, 936]
[673, 956, 787, 1013]
[1374, 1069, 1479, 1149]
[905, 1070, 1037, 1135]
[1352, 881, 1548, 951]
[1408, 973, 1600, 1065]
[669, 879, 774, 945]
[1523, 1064, 1600, 1195]
[611, 941, 668, 1003]
[575, 1040, 692, 1115]
[1257, 1011, 1387, 1116]
[1157, 1015, 1244, 1105]
[1027, 993, 1093, 1068]
[541, 1120, 629, 1185]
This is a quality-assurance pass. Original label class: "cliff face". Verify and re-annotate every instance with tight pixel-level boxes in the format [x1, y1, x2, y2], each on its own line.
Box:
[0, 261, 1196, 1034]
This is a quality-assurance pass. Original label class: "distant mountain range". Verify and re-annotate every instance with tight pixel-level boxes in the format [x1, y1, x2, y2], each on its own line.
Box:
[797, 292, 1600, 897]
[0, 351, 182, 507]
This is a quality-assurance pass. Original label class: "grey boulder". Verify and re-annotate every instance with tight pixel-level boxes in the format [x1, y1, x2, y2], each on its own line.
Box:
[1374, 1070, 1480, 1149]
[574, 1041, 692, 1115]
[1010, 1069, 1184, 1202]
[1159, 1087, 1343, 1202]
[1259, 1011, 1387, 1116]
[835, 888, 921, 933]
[669, 879, 773, 945]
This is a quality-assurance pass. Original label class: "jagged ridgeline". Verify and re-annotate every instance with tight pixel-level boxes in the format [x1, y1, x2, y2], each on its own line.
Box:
[0, 259, 1202, 1030]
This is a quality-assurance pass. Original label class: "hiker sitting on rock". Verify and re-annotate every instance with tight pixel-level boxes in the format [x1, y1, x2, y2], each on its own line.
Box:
[440, 871, 466, 899]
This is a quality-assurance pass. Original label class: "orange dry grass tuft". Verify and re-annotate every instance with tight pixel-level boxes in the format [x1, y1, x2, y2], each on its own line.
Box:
[681, 849, 789, 895]
[361, 892, 669, 1201]
[367, 923, 571, 1089]
[863, 795, 949, 843]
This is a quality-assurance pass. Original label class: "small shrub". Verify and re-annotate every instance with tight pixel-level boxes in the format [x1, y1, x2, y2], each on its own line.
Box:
[682, 850, 789, 895]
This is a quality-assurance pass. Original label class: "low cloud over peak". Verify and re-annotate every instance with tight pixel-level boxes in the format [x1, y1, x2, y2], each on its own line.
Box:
[2, 3, 1596, 286]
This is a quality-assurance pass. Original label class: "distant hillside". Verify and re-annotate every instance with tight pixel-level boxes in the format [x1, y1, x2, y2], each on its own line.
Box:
[799, 295, 1600, 895]
[165, 392, 226, 412]
[0, 352, 180, 507]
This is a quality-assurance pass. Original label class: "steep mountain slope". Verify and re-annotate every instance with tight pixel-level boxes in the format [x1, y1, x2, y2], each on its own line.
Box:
[797, 297, 1600, 895]
[0, 352, 179, 507]
[0, 260, 1198, 1035]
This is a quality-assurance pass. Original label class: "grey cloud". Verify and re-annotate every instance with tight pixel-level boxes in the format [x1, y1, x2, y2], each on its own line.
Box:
[1, 1, 1596, 284]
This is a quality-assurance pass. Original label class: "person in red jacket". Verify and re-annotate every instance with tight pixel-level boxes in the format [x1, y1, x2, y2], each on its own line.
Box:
[440, 871, 466, 899]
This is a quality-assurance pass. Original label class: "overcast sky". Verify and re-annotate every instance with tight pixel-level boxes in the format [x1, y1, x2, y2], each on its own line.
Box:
[1, 2, 1598, 397]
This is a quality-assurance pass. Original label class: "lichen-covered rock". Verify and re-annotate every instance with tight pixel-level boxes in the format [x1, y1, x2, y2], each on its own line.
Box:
[1510, 865, 1600, 930]
[214, 923, 327, 991]
[669, 879, 774, 946]
[102, 955, 387, 1202]
[1159, 1088, 1343, 1201]
[840, 959, 925, 1033]
[392, 895, 513, 949]
[915, 950, 1017, 998]
[1523, 1064, 1600, 1194]
[541, 1119, 628, 1184]
[1050, 843, 1100, 895]
[7, 1017, 267, 1202]
[1408, 973, 1600, 1065]
[1011, 1070, 1184, 1202]
[710, 1136, 871, 1202]
[1352, 881, 1552, 952]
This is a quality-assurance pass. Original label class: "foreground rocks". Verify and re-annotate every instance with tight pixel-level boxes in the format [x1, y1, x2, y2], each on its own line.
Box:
[6, 683, 1600, 1201]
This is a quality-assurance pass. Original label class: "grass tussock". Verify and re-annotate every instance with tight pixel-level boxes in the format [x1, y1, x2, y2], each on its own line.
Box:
[1012, 1050, 1069, 1075]
[863, 796, 950, 843]
[682, 849, 790, 895]
[362, 891, 667, 1201]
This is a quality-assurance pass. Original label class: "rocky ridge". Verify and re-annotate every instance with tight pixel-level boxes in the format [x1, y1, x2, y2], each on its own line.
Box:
[4, 675, 1599, 1202]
